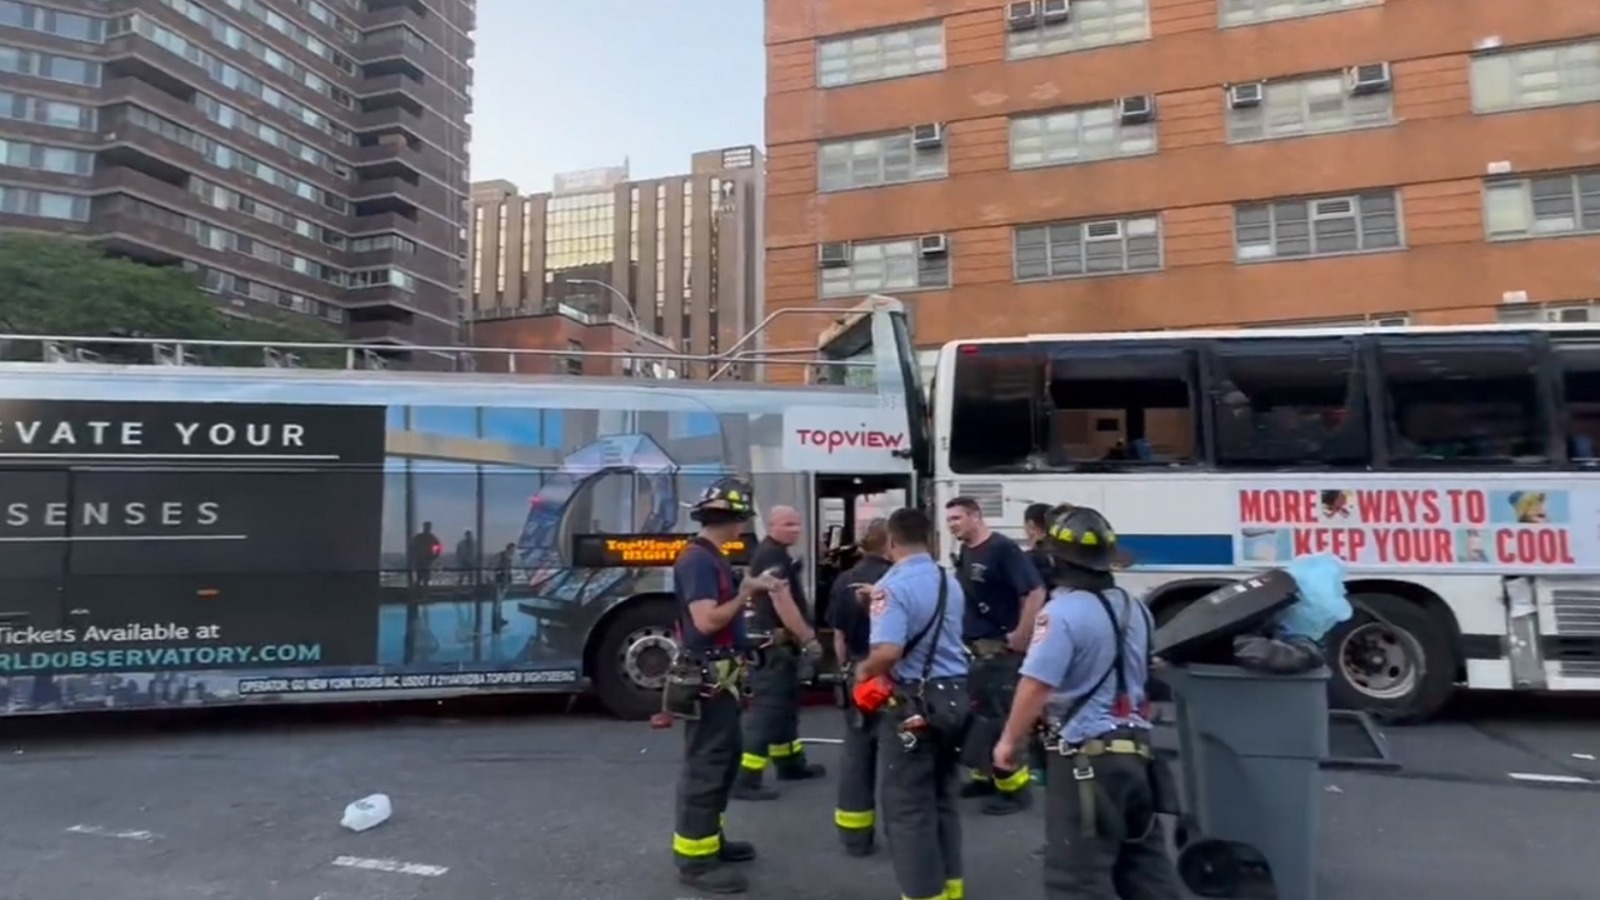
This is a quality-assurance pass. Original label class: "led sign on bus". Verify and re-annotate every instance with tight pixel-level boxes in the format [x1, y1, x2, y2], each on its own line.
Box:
[570, 533, 756, 568]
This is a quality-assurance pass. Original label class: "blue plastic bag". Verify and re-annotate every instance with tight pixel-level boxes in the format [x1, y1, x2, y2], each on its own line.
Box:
[1276, 553, 1353, 641]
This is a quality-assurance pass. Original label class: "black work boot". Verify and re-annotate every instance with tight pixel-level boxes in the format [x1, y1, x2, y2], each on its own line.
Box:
[719, 838, 757, 862]
[959, 778, 996, 799]
[731, 768, 778, 801]
[981, 787, 1033, 816]
[775, 757, 826, 781]
[678, 862, 748, 894]
[842, 837, 876, 858]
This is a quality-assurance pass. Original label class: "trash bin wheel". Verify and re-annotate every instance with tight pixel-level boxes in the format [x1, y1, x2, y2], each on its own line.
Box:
[1177, 838, 1244, 898]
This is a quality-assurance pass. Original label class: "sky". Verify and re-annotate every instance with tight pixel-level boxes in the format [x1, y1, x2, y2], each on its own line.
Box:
[468, 1, 767, 191]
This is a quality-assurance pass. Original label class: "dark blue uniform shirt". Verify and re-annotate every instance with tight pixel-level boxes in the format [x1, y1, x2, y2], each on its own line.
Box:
[957, 532, 1043, 641]
[827, 554, 892, 660]
[673, 539, 746, 652]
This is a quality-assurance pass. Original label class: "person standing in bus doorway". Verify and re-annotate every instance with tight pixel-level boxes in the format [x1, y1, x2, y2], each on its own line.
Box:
[946, 496, 1046, 815]
[994, 505, 1180, 900]
[734, 505, 826, 800]
[670, 478, 795, 894]
[860, 507, 970, 900]
[827, 517, 892, 856]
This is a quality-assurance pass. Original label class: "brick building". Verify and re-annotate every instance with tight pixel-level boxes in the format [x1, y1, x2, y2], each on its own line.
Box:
[763, 0, 1600, 353]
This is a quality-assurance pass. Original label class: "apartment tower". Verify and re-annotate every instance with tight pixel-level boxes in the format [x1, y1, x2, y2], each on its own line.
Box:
[464, 145, 765, 377]
[0, 0, 474, 347]
[764, 0, 1600, 352]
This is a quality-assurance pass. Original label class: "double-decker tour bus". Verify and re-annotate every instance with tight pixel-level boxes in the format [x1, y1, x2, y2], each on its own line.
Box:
[930, 322, 1600, 723]
[0, 296, 928, 720]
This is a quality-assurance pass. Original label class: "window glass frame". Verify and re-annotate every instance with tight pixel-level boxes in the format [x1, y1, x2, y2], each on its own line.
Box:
[1013, 214, 1163, 280]
[1470, 39, 1600, 114]
[1218, 0, 1382, 28]
[1009, 103, 1158, 170]
[1551, 335, 1600, 468]
[947, 342, 1045, 474]
[1226, 71, 1395, 143]
[817, 129, 948, 193]
[1204, 337, 1373, 470]
[1234, 191, 1403, 262]
[816, 21, 946, 89]
[1482, 170, 1600, 240]
[1040, 339, 1206, 471]
[819, 237, 951, 300]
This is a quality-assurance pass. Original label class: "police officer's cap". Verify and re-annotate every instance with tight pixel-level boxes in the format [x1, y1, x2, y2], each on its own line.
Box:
[690, 476, 755, 522]
[1042, 504, 1117, 572]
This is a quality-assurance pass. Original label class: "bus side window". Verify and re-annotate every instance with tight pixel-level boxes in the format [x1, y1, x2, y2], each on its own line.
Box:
[1044, 342, 1199, 467]
[1373, 335, 1550, 465]
[1207, 338, 1371, 468]
[948, 344, 1042, 473]
[1551, 337, 1600, 465]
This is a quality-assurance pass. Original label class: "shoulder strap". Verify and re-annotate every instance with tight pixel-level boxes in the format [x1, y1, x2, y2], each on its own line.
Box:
[1059, 589, 1141, 725]
[918, 569, 950, 681]
[899, 569, 944, 661]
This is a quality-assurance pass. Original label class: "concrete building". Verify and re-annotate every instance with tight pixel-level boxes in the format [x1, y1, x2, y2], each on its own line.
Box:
[764, 0, 1600, 353]
[463, 145, 765, 377]
[0, 0, 474, 347]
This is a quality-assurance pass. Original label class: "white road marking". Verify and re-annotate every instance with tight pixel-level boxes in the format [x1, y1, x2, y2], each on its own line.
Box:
[798, 737, 843, 745]
[331, 855, 449, 877]
[65, 824, 160, 842]
[1508, 772, 1593, 785]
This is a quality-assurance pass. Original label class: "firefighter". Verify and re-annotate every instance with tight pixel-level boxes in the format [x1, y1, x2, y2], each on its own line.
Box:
[734, 505, 825, 800]
[858, 507, 970, 900]
[827, 517, 891, 855]
[1020, 502, 1056, 787]
[994, 504, 1181, 900]
[669, 478, 802, 895]
[945, 496, 1045, 815]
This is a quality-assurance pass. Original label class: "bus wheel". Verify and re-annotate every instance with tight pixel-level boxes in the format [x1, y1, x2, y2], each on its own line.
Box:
[592, 600, 679, 721]
[1327, 593, 1455, 725]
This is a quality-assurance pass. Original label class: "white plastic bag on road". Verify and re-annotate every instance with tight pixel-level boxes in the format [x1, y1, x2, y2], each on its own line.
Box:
[341, 793, 392, 833]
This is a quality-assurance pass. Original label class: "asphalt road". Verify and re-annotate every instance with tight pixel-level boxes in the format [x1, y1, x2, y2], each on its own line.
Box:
[0, 694, 1597, 900]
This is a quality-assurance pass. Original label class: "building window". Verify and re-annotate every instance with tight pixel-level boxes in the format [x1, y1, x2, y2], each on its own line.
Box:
[818, 129, 947, 192]
[1484, 171, 1600, 239]
[0, 90, 95, 129]
[1010, 103, 1156, 169]
[1374, 335, 1548, 465]
[1227, 72, 1394, 142]
[1219, 0, 1381, 28]
[563, 339, 583, 376]
[1014, 215, 1162, 280]
[816, 22, 944, 89]
[1498, 300, 1600, 324]
[1006, 0, 1150, 60]
[820, 238, 950, 298]
[1234, 191, 1402, 262]
[0, 137, 93, 174]
[0, 44, 100, 85]
[1471, 40, 1600, 113]
[0, 184, 88, 219]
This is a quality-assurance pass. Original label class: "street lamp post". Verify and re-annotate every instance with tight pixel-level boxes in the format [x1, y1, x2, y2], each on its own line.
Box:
[565, 277, 668, 376]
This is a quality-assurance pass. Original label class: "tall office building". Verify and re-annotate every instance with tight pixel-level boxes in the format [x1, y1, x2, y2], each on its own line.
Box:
[0, 0, 474, 348]
[764, 0, 1600, 353]
[463, 145, 765, 377]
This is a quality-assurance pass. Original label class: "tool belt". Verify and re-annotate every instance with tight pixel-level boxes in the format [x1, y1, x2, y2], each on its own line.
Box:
[887, 676, 969, 751]
[966, 638, 1009, 659]
[661, 649, 749, 721]
[1044, 728, 1155, 837]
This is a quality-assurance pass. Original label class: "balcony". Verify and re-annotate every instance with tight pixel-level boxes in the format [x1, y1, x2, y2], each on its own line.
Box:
[87, 206, 187, 265]
[101, 33, 199, 101]
[357, 73, 450, 115]
[350, 176, 423, 218]
[353, 105, 424, 137]
[344, 283, 423, 316]
[346, 316, 416, 344]
[354, 137, 437, 182]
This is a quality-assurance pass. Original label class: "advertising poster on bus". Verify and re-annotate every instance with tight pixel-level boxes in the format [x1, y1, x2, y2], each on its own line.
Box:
[1234, 482, 1592, 572]
[0, 395, 752, 714]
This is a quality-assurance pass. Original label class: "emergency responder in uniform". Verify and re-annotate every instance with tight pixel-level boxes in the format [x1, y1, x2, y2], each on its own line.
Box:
[669, 478, 802, 895]
[945, 496, 1046, 815]
[826, 517, 891, 856]
[858, 508, 970, 900]
[993, 505, 1181, 900]
[733, 505, 826, 800]
[1021, 502, 1056, 787]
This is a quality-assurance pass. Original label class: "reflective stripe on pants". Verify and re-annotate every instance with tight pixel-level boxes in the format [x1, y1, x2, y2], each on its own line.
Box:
[835, 709, 878, 851]
[879, 716, 962, 900]
[742, 652, 805, 778]
[672, 690, 741, 869]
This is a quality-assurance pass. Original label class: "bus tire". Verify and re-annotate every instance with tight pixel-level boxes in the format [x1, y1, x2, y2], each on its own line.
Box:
[591, 599, 678, 721]
[1327, 592, 1455, 725]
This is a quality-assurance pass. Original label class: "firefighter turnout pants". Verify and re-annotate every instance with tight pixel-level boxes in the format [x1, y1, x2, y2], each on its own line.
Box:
[1042, 737, 1181, 900]
[672, 689, 743, 872]
[834, 707, 879, 854]
[879, 718, 965, 900]
[965, 651, 1032, 798]
[738, 650, 816, 786]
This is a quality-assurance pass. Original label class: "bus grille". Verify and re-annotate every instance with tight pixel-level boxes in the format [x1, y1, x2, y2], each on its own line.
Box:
[1550, 587, 1600, 636]
[955, 482, 1005, 519]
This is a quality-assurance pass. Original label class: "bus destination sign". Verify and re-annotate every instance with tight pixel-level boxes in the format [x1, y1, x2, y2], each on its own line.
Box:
[570, 533, 757, 568]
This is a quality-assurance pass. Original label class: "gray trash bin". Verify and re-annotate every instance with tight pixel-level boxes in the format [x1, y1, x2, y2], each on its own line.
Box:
[1161, 663, 1329, 900]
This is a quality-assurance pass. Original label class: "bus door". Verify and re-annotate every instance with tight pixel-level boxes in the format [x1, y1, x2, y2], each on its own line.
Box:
[810, 471, 914, 679]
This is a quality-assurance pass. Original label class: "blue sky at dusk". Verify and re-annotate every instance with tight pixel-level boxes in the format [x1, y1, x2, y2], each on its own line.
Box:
[469, 1, 767, 191]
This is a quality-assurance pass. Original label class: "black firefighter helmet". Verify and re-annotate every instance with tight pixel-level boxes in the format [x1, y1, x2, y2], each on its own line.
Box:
[1042, 504, 1118, 573]
[689, 476, 756, 523]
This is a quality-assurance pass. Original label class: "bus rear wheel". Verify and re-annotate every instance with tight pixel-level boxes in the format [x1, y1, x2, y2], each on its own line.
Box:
[1327, 592, 1455, 725]
[592, 600, 679, 720]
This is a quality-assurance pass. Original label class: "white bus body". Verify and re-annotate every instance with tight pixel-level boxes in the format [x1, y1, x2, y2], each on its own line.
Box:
[931, 323, 1600, 722]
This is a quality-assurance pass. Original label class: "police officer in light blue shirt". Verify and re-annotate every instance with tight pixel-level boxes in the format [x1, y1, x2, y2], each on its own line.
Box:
[993, 504, 1179, 900]
[858, 507, 969, 900]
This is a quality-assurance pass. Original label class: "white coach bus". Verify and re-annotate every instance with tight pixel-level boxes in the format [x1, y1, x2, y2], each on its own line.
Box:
[928, 323, 1600, 723]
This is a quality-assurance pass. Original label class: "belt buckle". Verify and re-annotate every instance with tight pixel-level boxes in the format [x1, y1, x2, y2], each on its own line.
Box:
[1072, 762, 1094, 781]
